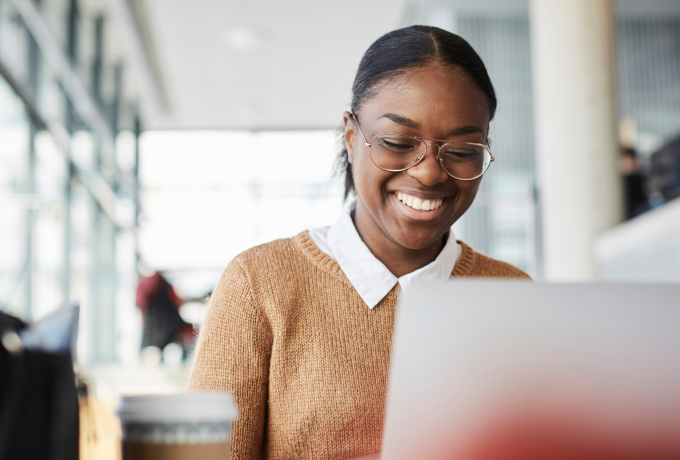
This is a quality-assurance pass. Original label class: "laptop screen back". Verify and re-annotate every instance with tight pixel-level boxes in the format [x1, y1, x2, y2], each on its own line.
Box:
[382, 282, 680, 460]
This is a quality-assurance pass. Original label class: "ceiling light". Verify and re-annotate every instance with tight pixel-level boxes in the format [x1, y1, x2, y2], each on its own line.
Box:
[223, 26, 270, 53]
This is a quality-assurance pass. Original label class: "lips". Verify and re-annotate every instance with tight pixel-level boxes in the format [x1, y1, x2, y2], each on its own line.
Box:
[396, 192, 444, 211]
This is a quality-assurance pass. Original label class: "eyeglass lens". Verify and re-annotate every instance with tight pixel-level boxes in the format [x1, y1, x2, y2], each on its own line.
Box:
[370, 134, 491, 179]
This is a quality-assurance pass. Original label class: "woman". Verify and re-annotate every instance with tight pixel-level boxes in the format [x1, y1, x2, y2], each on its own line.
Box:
[189, 25, 529, 460]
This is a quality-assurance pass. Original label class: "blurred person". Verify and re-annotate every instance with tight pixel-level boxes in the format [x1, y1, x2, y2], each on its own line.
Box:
[619, 146, 647, 219]
[189, 26, 529, 460]
[136, 272, 194, 359]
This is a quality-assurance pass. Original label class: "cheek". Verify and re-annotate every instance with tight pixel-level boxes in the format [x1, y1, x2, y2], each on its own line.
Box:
[353, 151, 387, 195]
[353, 164, 404, 220]
[458, 179, 481, 196]
[452, 179, 482, 211]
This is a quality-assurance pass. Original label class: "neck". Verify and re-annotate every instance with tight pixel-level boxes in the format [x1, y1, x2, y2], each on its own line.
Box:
[352, 200, 445, 278]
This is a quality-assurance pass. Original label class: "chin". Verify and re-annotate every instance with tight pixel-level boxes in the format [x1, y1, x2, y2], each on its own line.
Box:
[392, 228, 446, 251]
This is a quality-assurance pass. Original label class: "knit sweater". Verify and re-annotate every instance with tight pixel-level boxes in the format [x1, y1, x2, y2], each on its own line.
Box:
[188, 231, 530, 460]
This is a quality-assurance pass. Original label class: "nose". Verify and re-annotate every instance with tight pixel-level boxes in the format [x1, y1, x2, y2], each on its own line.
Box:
[407, 143, 449, 186]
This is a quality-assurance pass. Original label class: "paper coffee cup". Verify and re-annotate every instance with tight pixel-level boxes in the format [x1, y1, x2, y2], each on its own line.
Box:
[117, 393, 237, 460]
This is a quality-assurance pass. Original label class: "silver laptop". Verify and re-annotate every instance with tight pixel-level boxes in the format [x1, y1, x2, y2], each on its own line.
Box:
[382, 282, 680, 459]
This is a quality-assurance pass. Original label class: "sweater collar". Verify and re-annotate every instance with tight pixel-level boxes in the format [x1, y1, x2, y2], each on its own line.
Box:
[320, 198, 461, 309]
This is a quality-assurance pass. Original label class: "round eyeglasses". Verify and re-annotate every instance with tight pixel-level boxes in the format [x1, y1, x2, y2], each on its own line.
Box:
[352, 114, 494, 180]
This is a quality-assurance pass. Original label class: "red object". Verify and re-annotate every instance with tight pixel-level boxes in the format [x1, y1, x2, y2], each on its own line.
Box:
[136, 272, 182, 315]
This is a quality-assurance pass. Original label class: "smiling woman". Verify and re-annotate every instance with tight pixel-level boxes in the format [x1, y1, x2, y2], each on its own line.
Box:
[189, 25, 530, 460]
[344, 62, 496, 276]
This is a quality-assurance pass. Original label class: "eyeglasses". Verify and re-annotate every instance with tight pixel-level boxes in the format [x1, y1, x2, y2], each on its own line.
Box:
[352, 113, 494, 181]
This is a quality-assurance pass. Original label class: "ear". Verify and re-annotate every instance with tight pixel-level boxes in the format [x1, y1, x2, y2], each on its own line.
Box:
[343, 111, 356, 164]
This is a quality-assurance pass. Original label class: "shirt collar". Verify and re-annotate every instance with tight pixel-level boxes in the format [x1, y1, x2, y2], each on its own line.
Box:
[327, 198, 460, 309]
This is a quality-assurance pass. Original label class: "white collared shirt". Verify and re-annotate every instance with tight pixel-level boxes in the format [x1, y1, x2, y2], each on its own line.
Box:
[308, 198, 462, 309]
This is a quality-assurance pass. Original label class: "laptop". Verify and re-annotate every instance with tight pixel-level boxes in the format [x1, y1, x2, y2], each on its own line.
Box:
[381, 281, 680, 459]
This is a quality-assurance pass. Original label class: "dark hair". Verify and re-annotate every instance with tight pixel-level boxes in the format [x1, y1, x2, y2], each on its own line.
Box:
[336, 25, 497, 199]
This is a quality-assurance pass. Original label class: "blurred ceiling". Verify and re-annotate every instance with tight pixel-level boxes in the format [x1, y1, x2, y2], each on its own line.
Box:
[138, 0, 410, 131]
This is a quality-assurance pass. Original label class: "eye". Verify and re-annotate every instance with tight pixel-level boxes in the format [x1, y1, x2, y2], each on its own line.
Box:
[376, 137, 418, 153]
[441, 146, 482, 161]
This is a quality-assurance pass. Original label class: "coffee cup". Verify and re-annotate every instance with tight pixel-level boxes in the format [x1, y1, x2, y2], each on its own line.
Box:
[117, 393, 237, 460]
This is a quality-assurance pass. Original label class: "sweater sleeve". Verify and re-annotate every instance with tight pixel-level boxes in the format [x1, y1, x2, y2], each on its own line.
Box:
[188, 258, 272, 460]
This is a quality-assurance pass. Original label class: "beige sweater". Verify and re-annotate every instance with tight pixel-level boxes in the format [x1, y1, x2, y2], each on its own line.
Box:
[189, 231, 530, 460]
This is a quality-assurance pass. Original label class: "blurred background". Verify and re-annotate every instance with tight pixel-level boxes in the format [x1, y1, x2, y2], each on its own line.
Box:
[1, 0, 679, 435]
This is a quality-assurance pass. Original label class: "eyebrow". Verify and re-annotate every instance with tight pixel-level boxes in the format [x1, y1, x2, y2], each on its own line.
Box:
[378, 113, 421, 130]
[448, 126, 486, 137]
[377, 113, 485, 137]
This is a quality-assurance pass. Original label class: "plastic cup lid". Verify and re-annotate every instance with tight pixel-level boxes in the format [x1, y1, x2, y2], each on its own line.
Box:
[117, 392, 238, 423]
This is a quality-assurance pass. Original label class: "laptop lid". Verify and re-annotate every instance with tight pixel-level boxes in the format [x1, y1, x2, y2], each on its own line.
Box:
[382, 282, 680, 459]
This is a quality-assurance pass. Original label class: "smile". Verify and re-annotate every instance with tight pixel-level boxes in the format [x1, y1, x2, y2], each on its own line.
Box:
[396, 192, 444, 211]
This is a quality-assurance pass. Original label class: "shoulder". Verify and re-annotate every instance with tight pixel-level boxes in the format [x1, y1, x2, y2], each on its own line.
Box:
[225, 230, 346, 285]
[204, 237, 309, 329]
[229, 231, 334, 270]
[205, 231, 350, 333]
[230, 234, 300, 269]
[453, 241, 532, 279]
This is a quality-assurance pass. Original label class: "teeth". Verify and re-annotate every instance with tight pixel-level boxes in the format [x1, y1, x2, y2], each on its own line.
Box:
[395, 193, 443, 211]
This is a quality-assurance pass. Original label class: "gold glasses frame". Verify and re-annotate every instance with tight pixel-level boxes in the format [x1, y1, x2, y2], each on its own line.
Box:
[351, 113, 495, 181]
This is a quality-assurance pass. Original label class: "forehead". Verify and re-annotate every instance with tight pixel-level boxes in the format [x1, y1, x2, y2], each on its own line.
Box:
[359, 64, 490, 132]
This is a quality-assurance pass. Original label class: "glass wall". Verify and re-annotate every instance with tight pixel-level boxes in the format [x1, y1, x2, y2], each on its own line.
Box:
[0, 73, 33, 319]
[618, 16, 680, 154]
[0, 0, 140, 363]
